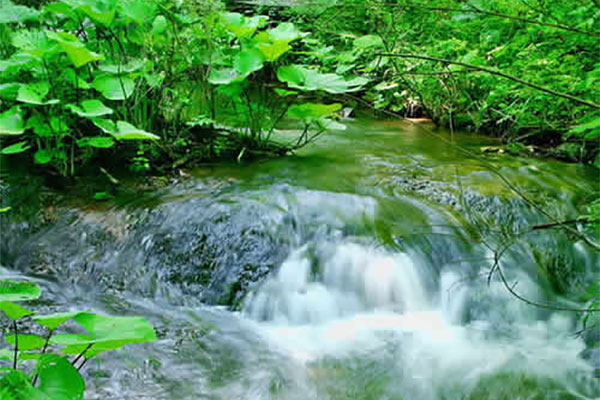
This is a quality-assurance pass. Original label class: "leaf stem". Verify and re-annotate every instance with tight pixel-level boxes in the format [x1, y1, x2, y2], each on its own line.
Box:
[71, 343, 93, 366]
[12, 321, 18, 369]
[32, 329, 54, 386]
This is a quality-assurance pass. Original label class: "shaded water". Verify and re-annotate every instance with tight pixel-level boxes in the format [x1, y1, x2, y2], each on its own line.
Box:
[1, 119, 599, 399]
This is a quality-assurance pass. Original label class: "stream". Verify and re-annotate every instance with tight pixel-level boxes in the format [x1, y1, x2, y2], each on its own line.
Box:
[1, 119, 599, 399]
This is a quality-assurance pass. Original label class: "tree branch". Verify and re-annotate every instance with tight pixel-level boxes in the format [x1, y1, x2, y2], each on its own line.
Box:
[376, 53, 600, 109]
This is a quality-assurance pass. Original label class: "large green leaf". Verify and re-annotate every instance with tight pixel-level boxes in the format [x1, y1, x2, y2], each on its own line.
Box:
[75, 0, 117, 27]
[208, 68, 245, 85]
[98, 59, 145, 74]
[47, 31, 104, 68]
[255, 41, 290, 62]
[0, 0, 40, 24]
[288, 103, 345, 132]
[66, 100, 113, 118]
[118, 0, 156, 24]
[12, 30, 58, 59]
[233, 49, 264, 75]
[34, 150, 52, 165]
[0, 107, 25, 135]
[92, 75, 135, 100]
[44, 1, 78, 19]
[113, 121, 159, 140]
[0, 53, 38, 76]
[262, 22, 307, 43]
[220, 12, 268, 38]
[37, 354, 85, 400]
[252, 22, 304, 62]
[92, 119, 159, 140]
[151, 15, 168, 36]
[277, 65, 368, 94]
[77, 136, 115, 148]
[1, 141, 30, 155]
[16, 82, 59, 105]
[0, 280, 41, 301]
[288, 103, 342, 121]
[5, 334, 46, 350]
[0, 301, 34, 320]
[75, 313, 156, 342]
[52, 313, 156, 357]
[353, 35, 384, 50]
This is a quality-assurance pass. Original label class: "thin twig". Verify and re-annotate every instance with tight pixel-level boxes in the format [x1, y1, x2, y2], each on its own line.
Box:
[32, 329, 54, 386]
[12, 321, 18, 370]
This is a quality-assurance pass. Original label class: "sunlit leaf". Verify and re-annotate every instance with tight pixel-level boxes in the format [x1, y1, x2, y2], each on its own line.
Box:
[52, 313, 156, 357]
[256, 41, 291, 62]
[113, 121, 159, 140]
[77, 136, 115, 148]
[98, 59, 145, 74]
[76, 312, 157, 342]
[220, 12, 268, 38]
[0, 0, 40, 24]
[16, 82, 59, 105]
[263, 22, 307, 42]
[233, 49, 264, 75]
[0, 301, 34, 320]
[0, 280, 41, 301]
[277, 65, 368, 94]
[0, 107, 25, 135]
[353, 35, 383, 50]
[11, 29, 58, 59]
[92, 119, 159, 140]
[1, 141, 30, 155]
[118, 0, 156, 24]
[288, 103, 342, 121]
[34, 311, 89, 331]
[66, 99, 113, 118]
[208, 68, 245, 85]
[92, 75, 135, 100]
[5, 334, 46, 350]
[37, 354, 85, 400]
[47, 31, 104, 68]
[76, 0, 117, 27]
[152, 15, 168, 35]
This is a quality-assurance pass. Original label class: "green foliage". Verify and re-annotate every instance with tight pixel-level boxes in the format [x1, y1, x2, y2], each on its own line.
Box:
[36, 354, 85, 400]
[0, 0, 367, 174]
[0, 107, 25, 135]
[277, 65, 368, 94]
[281, 0, 599, 163]
[0, 279, 156, 398]
[0, 280, 41, 301]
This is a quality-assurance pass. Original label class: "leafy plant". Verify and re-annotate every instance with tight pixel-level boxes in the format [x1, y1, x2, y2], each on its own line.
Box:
[0, 279, 156, 399]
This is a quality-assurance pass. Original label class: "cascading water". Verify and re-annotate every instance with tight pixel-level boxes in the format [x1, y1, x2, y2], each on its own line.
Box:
[1, 119, 598, 399]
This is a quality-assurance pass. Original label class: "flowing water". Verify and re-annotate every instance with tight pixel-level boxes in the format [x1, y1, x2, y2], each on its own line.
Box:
[1, 119, 599, 399]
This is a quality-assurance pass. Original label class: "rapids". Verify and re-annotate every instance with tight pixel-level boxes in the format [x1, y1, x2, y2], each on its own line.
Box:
[1, 119, 598, 399]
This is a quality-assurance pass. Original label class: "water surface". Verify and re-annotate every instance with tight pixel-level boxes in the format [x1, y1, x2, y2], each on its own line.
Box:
[1, 119, 598, 399]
